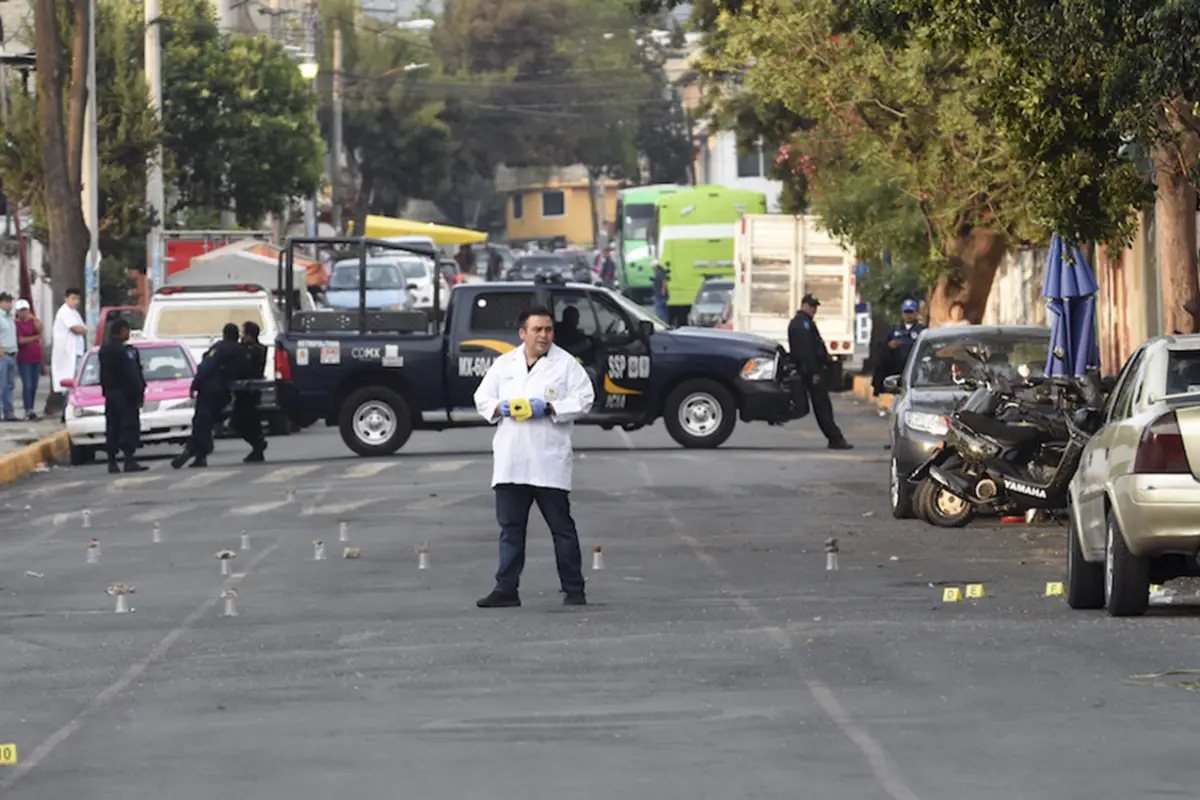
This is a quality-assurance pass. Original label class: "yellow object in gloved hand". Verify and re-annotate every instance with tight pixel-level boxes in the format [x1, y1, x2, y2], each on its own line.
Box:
[508, 398, 533, 421]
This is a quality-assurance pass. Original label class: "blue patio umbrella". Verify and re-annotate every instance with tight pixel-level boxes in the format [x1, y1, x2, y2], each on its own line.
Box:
[1042, 235, 1101, 377]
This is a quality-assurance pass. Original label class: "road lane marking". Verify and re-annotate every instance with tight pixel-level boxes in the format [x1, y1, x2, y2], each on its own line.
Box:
[633, 458, 923, 800]
[130, 504, 199, 524]
[107, 475, 164, 492]
[301, 498, 385, 516]
[254, 465, 321, 484]
[227, 500, 291, 516]
[343, 462, 398, 479]
[406, 492, 487, 511]
[171, 470, 239, 490]
[422, 459, 473, 473]
[0, 537, 283, 792]
[22, 480, 90, 498]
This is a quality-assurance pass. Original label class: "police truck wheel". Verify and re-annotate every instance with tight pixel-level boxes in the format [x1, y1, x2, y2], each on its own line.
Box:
[664, 379, 736, 449]
[338, 387, 413, 456]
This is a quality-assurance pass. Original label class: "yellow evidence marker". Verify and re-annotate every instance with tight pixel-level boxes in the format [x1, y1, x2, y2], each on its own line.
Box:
[0, 743, 17, 765]
[1044, 582, 1065, 597]
[508, 398, 533, 421]
[965, 584, 985, 599]
[1149, 584, 1162, 594]
[942, 587, 962, 603]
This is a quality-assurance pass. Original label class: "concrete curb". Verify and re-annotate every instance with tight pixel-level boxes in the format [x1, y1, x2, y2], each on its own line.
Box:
[0, 430, 70, 485]
[852, 375, 894, 412]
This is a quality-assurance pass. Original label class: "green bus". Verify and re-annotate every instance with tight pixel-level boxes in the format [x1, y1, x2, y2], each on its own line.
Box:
[615, 184, 683, 303]
[649, 185, 768, 323]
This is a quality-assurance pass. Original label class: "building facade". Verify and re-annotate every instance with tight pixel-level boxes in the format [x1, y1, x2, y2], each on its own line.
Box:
[495, 165, 621, 248]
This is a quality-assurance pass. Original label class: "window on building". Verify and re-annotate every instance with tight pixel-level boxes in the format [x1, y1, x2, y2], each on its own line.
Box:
[542, 190, 566, 218]
[468, 292, 538, 333]
[736, 142, 763, 178]
[511, 194, 523, 220]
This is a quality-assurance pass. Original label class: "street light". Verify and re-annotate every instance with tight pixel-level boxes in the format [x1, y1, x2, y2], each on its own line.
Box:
[298, 60, 319, 81]
[298, 59, 319, 247]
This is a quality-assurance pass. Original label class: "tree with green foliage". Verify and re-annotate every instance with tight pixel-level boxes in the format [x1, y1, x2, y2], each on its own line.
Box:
[3, 0, 161, 304]
[841, 0, 1200, 334]
[161, 0, 323, 228]
[317, 0, 452, 235]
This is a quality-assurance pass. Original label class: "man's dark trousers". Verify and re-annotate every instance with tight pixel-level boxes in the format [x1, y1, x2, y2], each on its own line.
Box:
[104, 393, 140, 460]
[808, 374, 845, 444]
[190, 389, 229, 456]
[494, 483, 584, 595]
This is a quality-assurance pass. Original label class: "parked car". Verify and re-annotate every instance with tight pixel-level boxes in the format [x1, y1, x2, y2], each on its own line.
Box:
[688, 279, 734, 327]
[878, 325, 1051, 518]
[1065, 333, 1200, 616]
[506, 254, 598, 285]
[61, 340, 198, 465]
[325, 257, 418, 312]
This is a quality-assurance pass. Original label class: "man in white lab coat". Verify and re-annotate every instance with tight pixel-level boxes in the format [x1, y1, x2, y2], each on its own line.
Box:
[51, 288, 88, 394]
[474, 305, 596, 608]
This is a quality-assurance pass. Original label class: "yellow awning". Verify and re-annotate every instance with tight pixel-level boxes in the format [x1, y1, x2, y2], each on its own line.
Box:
[349, 215, 488, 245]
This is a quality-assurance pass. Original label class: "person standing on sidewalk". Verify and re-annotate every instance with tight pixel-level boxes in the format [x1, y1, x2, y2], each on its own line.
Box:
[98, 319, 148, 474]
[0, 292, 17, 421]
[788, 293, 852, 450]
[14, 299, 43, 420]
[473, 305, 596, 608]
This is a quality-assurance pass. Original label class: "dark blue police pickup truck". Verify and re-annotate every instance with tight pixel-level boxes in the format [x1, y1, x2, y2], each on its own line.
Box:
[270, 237, 804, 456]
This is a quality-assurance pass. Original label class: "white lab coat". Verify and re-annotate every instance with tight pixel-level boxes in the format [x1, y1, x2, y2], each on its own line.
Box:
[474, 343, 595, 491]
[51, 303, 86, 392]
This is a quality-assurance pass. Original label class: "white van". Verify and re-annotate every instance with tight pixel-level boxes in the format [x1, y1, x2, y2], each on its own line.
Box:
[143, 285, 292, 434]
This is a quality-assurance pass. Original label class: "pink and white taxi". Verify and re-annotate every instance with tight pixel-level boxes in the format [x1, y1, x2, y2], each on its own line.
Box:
[62, 340, 197, 465]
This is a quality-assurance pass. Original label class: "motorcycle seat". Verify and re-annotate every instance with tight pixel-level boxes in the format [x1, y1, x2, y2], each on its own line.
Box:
[958, 410, 1043, 446]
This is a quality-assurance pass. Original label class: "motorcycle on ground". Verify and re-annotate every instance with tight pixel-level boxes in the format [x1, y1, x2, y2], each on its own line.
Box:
[907, 347, 1104, 528]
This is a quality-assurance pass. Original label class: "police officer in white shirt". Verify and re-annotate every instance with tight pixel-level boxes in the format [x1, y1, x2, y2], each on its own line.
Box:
[473, 305, 596, 608]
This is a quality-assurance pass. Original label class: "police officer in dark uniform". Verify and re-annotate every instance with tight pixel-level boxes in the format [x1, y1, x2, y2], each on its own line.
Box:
[172, 323, 249, 469]
[99, 319, 148, 474]
[788, 294, 852, 450]
[231, 320, 268, 463]
[872, 298, 926, 395]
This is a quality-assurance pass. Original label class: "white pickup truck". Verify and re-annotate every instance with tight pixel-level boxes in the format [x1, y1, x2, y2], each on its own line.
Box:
[731, 213, 859, 389]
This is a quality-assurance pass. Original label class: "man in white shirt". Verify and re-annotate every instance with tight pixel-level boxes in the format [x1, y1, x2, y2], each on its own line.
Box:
[51, 287, 88, 395]
[473, 304, 596, 608]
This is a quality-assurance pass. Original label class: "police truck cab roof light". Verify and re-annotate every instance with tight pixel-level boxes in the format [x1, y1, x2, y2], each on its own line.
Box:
[1133, 411, 1192, 474]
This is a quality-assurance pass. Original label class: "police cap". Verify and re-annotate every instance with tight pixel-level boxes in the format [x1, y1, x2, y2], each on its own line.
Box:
[801, 293, 821, 307]
[901, 298, 919, 312]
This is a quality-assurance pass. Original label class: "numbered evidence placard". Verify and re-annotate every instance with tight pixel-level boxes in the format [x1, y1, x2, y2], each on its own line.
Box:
[0, 743, 17, 765]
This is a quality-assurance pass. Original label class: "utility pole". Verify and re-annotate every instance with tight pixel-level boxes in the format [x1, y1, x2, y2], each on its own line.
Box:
[304, 11, 319, 242]
[82, 0, 100, 343]
[217, 0, 234, 32]
[146, 0, 165, 293]
[331, 26, 343, 234]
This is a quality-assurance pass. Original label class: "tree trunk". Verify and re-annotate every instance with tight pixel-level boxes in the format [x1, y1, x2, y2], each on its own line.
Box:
[1151, 131, 1200, 336]
[66, 0, 88, 193]
[35, 0, 88, 309]
[586, 168, 600, 248]
[926, 228, 1007, 326]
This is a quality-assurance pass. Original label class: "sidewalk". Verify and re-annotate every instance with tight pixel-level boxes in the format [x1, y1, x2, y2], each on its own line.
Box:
[0, 381, 69, 483]
[851, 374, 894, 412]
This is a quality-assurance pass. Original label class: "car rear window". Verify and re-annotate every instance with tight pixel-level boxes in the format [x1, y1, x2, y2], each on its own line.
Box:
[1166, 350, 1200, 394]
[155, 305, 265, 338]
[77, 345, 193, 387]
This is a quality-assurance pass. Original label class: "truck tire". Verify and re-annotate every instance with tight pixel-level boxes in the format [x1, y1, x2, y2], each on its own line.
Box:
[338, 386, 414, 456]
[664, 379, 736, 449]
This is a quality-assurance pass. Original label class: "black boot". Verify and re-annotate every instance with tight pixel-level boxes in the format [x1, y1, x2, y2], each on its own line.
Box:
[107, 457, 121, 474]
[476, 590, 521, 608]
[123, 456, 149, 473]
[170, 445, 192, 470]
[243, 440, 266, 463]
[189, 454, 208, 468]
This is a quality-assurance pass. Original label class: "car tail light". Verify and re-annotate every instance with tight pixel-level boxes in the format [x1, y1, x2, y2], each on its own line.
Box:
[275, 347, 292, 381]
[1133, 411, 1192, 473]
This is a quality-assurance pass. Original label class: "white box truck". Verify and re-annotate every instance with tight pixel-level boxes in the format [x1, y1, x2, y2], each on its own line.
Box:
[732, 213, 859, 389]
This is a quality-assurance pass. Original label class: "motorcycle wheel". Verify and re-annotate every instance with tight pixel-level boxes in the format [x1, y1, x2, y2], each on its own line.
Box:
[913, 479, 937, 523]
[920, 482, 976, 528]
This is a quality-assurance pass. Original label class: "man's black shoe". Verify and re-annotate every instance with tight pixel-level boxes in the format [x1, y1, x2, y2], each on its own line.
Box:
[563, 593, 587, 606]
[107, 460, 121, 474]
[170, 449, 191, 469]
[828, 440, 853, 450]
[476, 590, 521, 608]
[244, 445, 265, 463]
[189, 455, 208, 468]
[123, 457, 149, 473]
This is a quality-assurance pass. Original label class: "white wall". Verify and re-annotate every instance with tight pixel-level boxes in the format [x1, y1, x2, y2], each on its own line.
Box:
[698, 131, 783, 212]
[982, 247, 1049, 327]
[0, 231, 54, 349]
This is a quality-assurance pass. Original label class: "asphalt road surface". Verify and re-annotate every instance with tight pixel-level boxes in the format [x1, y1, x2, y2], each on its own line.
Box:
[2, 396, 1200, 799]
